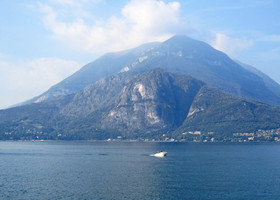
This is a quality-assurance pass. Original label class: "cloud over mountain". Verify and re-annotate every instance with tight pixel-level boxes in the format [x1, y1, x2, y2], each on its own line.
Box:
[211, 33, 254, 56]
[39, 0, 183, 55]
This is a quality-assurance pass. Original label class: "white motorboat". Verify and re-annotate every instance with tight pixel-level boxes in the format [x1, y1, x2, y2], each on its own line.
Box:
[153, 151, 167, 157]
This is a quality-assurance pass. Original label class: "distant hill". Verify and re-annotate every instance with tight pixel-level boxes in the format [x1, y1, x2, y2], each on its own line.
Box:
[1, 69, 280, 141]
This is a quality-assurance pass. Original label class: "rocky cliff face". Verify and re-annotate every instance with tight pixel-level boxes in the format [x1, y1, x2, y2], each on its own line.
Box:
[56, 69, 204, 136]
[99, 69, 204, 135]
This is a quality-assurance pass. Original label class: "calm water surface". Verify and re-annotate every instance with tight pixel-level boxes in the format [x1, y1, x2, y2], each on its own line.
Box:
[0, 141, 280, 199]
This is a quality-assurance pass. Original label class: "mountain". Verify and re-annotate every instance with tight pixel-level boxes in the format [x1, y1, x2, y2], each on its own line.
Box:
[1, 69, 280, 141]
[23, 35, 280, 107]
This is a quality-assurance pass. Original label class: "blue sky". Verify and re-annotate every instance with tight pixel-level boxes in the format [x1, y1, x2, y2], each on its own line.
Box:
[0, 0, 280, 109]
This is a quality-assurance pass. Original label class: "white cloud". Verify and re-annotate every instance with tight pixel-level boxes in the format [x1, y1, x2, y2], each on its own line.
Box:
[122, 0, 180, 36]
[0, 58, 81, 109]
[211, 33, 254, 56]
[39, 0, 182, 55]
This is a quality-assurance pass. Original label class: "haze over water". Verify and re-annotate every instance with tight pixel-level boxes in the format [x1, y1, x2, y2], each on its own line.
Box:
[0, 141, 280, 199]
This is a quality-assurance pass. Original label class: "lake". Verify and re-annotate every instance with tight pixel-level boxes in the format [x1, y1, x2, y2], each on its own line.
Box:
[0, 141, 280, 199]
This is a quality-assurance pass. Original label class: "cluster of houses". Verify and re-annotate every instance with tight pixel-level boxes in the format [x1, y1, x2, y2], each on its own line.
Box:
[233, 128, 280, 142]
[4, 128, 45, 140]
[180, 128, 280, 142]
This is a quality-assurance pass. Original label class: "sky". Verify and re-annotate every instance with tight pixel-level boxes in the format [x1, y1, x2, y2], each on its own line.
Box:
[0, 0, 280, 109]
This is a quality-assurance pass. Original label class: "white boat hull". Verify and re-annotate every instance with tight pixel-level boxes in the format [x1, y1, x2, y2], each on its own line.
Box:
[153, 152, 167, 157]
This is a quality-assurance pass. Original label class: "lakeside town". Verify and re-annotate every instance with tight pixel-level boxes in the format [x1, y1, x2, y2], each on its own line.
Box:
[1, 128, 280, 142]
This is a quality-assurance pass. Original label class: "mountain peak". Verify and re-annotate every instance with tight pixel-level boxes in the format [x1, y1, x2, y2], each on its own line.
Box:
[163, 34, 211, 49]
[165, 34, 193, 42]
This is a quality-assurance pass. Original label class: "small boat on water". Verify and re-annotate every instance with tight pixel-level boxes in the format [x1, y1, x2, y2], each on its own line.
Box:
[153, 151, 167, 157]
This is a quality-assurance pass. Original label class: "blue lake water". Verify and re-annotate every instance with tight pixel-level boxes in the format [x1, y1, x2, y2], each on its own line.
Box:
[0, 141, 280, 199]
